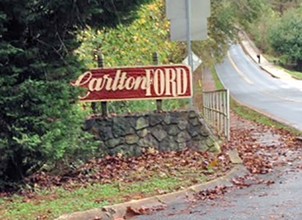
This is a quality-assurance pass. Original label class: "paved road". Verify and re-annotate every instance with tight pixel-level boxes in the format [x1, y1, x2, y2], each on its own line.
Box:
[131, 45, 302, 220]
[216, 44, 302, 131]
[132, 166, 302, 220]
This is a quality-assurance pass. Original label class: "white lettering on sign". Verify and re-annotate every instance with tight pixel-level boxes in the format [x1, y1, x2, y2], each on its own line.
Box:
[71, 65, 192, 102]
[144, 68, 188, 97]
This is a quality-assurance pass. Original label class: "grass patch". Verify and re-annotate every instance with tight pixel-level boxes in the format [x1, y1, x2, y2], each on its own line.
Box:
[282, 69, 302, 80]
[0, 148, 224, 220]
[231, 100, 302, 135]
[263, 54, 302, 80]
[210, 66, 224, 90]
[0, 173, 209, 220]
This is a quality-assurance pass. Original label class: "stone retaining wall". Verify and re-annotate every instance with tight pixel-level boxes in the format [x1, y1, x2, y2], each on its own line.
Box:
[85, 110, 219, 156]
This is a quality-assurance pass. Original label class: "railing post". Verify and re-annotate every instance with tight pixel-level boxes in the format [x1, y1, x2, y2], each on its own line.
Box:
[98, 51, 108, 117]
[226, 89, 230, 141]
[152, 52, 163, 112]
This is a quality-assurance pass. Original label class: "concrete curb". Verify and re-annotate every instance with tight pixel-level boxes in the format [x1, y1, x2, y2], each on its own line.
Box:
[56, 150, 248, 220]
[238, 31, 293, 80]
[258, 65, 279, 79]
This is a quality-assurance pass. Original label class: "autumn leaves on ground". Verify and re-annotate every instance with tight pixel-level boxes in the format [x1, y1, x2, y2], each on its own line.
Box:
[1, 72, 302, 220]
[4, 108, 302, 220]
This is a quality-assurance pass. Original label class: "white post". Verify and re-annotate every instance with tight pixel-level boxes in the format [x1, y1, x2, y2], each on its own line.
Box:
[186, 0, 193, 108]
[226, 89, 230, 141]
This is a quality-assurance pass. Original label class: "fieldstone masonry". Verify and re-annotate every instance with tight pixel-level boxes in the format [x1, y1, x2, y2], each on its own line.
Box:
[85, 110, 220, 156]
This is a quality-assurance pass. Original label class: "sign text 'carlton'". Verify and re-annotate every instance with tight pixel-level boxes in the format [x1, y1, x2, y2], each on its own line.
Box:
[71, 65, 192, 102]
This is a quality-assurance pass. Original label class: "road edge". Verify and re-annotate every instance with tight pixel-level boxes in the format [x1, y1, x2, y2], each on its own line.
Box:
[238, 30, 293, 80]
[55, 150, 248, 220]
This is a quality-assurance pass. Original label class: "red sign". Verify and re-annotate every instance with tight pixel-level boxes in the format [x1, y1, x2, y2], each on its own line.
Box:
[71, 65, 192, 102]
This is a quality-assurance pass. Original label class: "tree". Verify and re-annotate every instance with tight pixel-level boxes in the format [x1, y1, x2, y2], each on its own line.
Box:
[192, 0, 238, 66]
[230, 0, 270, 27]
[269, 6, 302, 70]
[0, 0, 150, 187]
[269, 0, 302, 15]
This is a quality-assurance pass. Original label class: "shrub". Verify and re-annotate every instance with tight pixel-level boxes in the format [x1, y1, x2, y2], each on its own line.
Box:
[0, 0, 149, 188]
[269, 6, 302, 70]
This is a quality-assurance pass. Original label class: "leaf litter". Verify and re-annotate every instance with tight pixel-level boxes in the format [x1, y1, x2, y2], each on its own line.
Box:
[2, 110, 302, 220]
[23, 149, 231, 192]
[191, 112, 302, 204]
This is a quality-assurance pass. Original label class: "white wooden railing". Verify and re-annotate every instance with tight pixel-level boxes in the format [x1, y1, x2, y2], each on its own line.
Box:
[203, 89, 230, 141]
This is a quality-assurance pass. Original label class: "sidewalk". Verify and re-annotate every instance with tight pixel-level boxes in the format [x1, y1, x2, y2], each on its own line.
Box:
[238, 31, 294, 80]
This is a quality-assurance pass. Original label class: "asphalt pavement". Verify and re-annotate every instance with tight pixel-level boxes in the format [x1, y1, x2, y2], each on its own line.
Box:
[132, 165, 302, 220]
[216, 42, 302, 131]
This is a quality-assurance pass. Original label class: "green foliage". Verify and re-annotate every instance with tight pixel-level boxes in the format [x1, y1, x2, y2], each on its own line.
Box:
[210, 67, 225, 90]
[269, 0, 302, 15]
[232, 0, 302, 72]
[269, 6, 302, 70]
[1, 0, 270, 188]
[77, 0, 246, 113]
[1, 177, 181, 220]
[193, 0, 237, 67]
[77, 0, 187, 113]
[246, 9, 277, 52]
[231, 0, 271, 27]
[106, 100, 188, 114]
[0, 0, 152, 186]
[77, 0, 180, 68]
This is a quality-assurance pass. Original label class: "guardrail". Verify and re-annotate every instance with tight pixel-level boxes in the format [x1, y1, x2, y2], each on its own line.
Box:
[203, 89, 230, 141]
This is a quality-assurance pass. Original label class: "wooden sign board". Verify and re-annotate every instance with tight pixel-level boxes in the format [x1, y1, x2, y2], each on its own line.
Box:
[71, 65, 192, 102]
